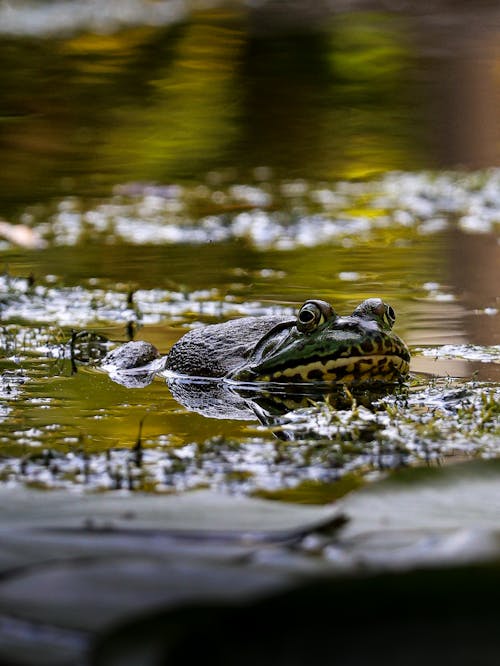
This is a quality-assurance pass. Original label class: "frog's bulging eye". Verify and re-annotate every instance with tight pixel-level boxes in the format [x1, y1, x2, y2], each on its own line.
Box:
[385, 304, 396, 328]
[352, 298, 396, 330]
[297, 300, 335, 333]
[297, 306, 316, 331]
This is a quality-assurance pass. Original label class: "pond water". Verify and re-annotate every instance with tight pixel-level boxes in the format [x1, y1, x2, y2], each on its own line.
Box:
[0, 1, 499, 502]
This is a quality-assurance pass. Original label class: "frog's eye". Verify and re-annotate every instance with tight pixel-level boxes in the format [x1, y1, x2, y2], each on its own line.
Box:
[352, 298, 395, 330]
[297, 300, 335, 333]
[384, 304, 396, 329]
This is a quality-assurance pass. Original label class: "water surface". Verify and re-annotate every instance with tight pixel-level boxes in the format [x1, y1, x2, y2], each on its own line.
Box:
[0, 1, 499, 501]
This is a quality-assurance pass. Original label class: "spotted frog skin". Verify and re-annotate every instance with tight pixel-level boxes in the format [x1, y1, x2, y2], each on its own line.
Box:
[164, 298, 411, 384]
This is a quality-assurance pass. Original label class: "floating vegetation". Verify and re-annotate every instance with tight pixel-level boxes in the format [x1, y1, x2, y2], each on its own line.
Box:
[0, 373, 497, 499]
[0, 272, 293, 328]
[4, 170, 499, 252]
[416, 344, 500, 364]
[0, 0, 188, 38]
[0, 166, 498, 497]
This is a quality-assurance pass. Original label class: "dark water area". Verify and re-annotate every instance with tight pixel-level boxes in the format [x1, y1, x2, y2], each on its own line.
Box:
[0, 0, 498, 499]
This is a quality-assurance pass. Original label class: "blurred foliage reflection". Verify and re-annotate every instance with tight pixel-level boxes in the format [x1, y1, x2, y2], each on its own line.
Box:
[103, 11, 245, 180]
[0, 9, 425, 213]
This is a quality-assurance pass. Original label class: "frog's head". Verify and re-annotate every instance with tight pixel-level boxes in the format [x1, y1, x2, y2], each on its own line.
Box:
[229, 297, 410, 384]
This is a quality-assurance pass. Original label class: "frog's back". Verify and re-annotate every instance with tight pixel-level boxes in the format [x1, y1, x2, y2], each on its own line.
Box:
[165, 315, 290, 378]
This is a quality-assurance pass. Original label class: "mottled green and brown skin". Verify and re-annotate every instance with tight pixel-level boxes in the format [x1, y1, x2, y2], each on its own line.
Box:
[165, 298, 410, 384]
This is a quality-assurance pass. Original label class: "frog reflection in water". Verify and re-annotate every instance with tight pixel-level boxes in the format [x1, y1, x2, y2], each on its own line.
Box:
[103, 298, 410, 385]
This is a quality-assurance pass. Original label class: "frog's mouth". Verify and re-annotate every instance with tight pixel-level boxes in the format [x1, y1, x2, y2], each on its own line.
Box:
[230, 336, 411, 384]
[256, 353, 410, 383]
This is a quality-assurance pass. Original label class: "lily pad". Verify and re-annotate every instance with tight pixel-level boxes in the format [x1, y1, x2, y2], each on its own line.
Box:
[0, 487, 346, 664]
[1, 462, 500, 663]
[93, 460, 500, 666]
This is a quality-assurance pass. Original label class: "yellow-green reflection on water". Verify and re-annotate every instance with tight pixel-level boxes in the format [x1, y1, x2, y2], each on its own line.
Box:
[325, 12, 420, 178]
[102, 11, 245, 180]
[0, 8, 428, 211]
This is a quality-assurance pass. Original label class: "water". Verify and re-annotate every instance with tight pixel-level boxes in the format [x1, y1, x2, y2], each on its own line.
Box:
[0, 1, 499, 501]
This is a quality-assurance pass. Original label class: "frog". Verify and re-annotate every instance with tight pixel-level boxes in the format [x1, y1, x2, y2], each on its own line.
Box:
[102, 297, 410, 385]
